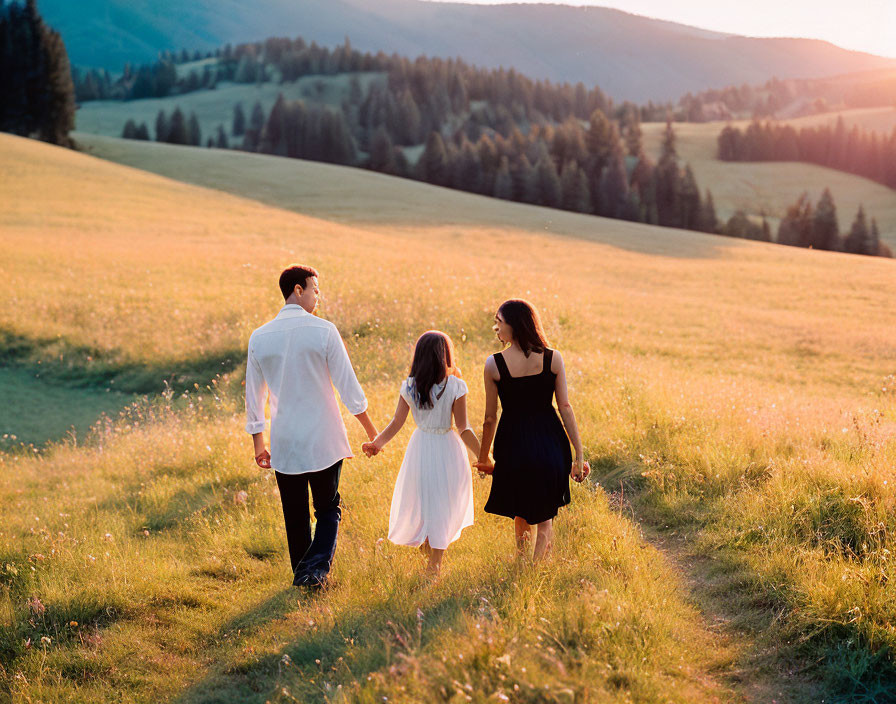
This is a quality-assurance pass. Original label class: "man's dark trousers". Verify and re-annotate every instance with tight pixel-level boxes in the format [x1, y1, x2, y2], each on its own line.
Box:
[274, 460, 342, 585]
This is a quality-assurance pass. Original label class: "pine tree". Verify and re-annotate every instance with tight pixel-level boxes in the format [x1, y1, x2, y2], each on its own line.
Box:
[260, 93, 288, 156]
[188, 112, 201, 146]
[167, 107, 189, 145]
[215, 125, 229, 149]
[369, 126, 396, 173]
[512, 155, 534, 202]
[560, 161, 591, 213]
[418, 131, 449, 186]
[395, 89, 421, 145]
[723, 212, 765, 240]
[534, 157, 561, 208]
[449, 73, 468, 113]
[0, 1, 73, 145]
[320, 109, 356, 165]
[242, 128, 260, 152]
[598, 148, 628, 218]
[122, 119, 138, 139]
[811, 188, 839, 251]
[622, 191, 643, 222]
[39, 24, 74, 146]
[777, 193, 814, 248]
[23, 0, 48, 135]
[844, 206, 875, 255]
[655, 120, 682, 228]
[622, 108, 643, 158]
[869, 218, 882, 257]
[391, 147, 410, 178]
[283, 101, 307, 158]
[135, 122, 150, 140]
[679, 164, 701, 231]
[493, 156, 513, 200]
[477, 136, 499, 195]
[232, 102, 246, 137]
[696, 189, 718, 233]
[453, 138, 482, 193]
[155, 110, 169, 142]
[586, 109, 615, 176]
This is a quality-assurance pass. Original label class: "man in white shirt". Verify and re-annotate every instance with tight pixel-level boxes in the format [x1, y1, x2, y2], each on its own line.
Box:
[246, 265, 378, 588]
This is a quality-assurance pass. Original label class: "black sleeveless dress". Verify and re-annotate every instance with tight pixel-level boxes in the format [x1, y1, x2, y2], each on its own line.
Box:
[484, 348, 572, 524]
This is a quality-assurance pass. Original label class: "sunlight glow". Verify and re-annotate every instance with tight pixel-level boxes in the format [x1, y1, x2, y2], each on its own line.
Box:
[430, 0, 896, 59]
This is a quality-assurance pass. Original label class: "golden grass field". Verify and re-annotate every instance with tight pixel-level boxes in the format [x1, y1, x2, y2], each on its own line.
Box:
[2, 131, 896, 702]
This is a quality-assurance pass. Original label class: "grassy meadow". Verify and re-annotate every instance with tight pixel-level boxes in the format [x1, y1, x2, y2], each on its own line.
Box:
[75, 73, 385, 145]
[2, 131, 896, 702]
[640, 113, 896, 249]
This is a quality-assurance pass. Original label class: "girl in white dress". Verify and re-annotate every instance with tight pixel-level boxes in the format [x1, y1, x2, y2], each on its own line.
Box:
[363, 331, 480, 575]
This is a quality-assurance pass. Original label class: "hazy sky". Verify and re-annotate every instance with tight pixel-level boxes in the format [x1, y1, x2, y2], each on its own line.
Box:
[429, 1, 896, 58]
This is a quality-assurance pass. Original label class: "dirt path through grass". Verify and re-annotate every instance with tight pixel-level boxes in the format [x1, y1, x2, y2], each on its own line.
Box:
[633, 519, 827, 704]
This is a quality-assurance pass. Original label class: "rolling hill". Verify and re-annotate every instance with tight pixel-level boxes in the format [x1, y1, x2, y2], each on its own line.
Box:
[3, 132, 896, 701]
[41, 0, 896, 102]
[639, 112, 896, 249]
[71, 96, 896, 254]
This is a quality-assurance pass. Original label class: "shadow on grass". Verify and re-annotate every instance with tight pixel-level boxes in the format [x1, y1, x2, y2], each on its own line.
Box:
[0, 328, 242, 395]
[170, 565, 516, 704]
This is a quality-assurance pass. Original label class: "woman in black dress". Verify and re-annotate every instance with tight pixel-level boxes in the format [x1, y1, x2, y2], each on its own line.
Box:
[475, 299, 589, 559]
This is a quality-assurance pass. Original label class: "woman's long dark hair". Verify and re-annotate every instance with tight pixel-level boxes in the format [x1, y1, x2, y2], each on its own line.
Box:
[498, 299, 549, 357]
[409, 331, 457, 409]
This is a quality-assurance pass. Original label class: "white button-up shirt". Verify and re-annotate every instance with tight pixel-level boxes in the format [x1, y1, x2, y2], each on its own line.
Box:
[245, 305, 368, 474]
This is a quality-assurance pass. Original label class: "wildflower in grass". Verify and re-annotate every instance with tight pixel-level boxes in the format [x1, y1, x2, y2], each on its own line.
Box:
[27, 596, 45, 616]
[233, 490, 248, 505]
[40, 636, 51, 646]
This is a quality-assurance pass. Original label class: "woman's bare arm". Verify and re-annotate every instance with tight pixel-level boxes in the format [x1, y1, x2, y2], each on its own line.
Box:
[477, 357, 500, 469]
[452, 393, 481, 458]
[553, 351, 588, 480]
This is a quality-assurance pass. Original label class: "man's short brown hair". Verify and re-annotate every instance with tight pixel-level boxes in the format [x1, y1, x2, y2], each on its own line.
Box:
[279, 265, 319, 301]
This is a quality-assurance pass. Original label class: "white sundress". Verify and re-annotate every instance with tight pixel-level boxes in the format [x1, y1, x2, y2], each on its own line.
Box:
[388, 375, 474, 551]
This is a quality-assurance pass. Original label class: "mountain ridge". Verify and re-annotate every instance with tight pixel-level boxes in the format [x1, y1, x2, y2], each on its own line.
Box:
[40, 0, 896, 101]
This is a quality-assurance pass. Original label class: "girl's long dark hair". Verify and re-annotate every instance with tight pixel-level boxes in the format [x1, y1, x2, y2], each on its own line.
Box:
[498, 299, 548, 357]
[409, 331, 457, 409]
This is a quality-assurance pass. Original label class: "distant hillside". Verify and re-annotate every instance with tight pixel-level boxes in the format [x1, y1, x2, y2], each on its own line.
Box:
[40, 0, 896, 102]
[640, 115, 896, 252]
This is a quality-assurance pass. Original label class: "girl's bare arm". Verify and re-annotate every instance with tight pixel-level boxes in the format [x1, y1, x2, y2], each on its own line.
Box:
[364, 396, 410, 455]
[452, 393, 481, 458]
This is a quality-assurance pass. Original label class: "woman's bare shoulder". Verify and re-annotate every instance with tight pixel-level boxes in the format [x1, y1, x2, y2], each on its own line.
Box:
[550, 348, 564, 374]
[484, 354, 500, 380]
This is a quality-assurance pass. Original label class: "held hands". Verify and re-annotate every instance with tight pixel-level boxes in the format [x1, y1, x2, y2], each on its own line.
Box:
[571, 458, 591, 483]
[254, 449, 271, 469]
[362, 441, 381, 458]
[473, 460, 494, 476]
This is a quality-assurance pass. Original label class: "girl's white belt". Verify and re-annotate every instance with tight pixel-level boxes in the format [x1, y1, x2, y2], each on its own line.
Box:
[418, 427, 451, 435]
